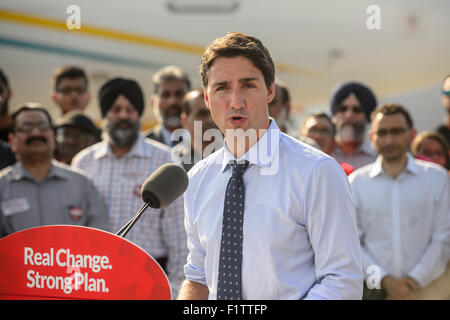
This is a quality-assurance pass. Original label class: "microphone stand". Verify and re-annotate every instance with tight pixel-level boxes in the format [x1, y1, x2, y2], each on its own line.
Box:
[116, 202, 150, 238]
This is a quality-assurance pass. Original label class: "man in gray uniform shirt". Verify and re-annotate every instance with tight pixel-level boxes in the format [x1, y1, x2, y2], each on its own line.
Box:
[0, 104, 109, 237]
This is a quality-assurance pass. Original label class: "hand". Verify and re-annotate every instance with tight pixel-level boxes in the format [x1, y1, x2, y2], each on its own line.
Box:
[381, 276, 419, 300]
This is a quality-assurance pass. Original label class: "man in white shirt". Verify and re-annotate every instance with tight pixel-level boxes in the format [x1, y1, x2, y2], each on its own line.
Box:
[177, 32, 363, 300]
[349, 103, 450, 300]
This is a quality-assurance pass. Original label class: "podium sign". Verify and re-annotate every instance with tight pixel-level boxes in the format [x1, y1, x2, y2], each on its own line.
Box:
[0, 225, 171, 299]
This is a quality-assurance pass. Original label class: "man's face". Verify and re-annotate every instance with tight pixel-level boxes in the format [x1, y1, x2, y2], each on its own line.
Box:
[204, 56, 274, 135]
[52, 77, 90, 114]
[154, 79, 189, 129]
[268, 85, 288, 127]
[301, 116, 335, 155]
[442, 77, 450, 113]
[10, 110, 55, 162]
[56, 126, 98, 164]
[333, 93, 367, 145]
[104, 94, 141, 147]
[370, 113, 415, 162]
[181, 93, 219, 152]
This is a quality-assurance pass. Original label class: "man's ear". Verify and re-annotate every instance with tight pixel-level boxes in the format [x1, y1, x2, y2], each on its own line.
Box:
[203, 87, 211, 110]
[409, 128, 417, 143]
[86, 92, 92, 104]
[8, 133, 17, 153]
[50, 91, 58, 104]
[267, 83, 275, 104]
[181, 112, 188, 129]
[368, 130, 375, 148]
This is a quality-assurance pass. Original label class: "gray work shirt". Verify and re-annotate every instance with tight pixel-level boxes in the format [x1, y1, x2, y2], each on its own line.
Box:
[0, 160, 109, 237]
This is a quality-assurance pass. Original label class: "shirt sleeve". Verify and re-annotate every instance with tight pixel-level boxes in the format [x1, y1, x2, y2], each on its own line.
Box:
[408, 173, 450, 287]
[161, 193, 189, 299]
[303, 159, 364, 300]
[183, 185, 208, 288]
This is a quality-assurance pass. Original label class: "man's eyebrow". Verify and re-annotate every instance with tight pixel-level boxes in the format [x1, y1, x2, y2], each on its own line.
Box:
[211, 77, 260, 88]
[211, 80, 229, 88]
[239, 77, 259, 83]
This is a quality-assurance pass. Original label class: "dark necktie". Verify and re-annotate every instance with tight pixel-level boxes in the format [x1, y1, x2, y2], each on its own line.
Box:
[216, 160, 249, 300]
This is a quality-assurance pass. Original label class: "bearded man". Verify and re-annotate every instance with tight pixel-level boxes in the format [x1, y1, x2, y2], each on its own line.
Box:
[72, 78, 188, 298]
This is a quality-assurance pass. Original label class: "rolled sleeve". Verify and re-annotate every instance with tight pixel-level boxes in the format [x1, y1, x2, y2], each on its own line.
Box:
[183, 191, 208, 287]
[304, 159, 363, 300]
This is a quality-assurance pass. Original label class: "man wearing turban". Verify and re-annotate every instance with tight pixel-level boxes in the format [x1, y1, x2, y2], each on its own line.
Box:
[329, 81, 378, 169]
[72, 78, 188, 298]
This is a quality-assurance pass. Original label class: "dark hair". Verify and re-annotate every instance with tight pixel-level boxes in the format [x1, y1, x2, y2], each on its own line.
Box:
[411, 130, 450, 170]
[152, 66, 191, 93]
[370, 103, 414, 129]
[276, 80, 290, 105]
[52, 66, 88, 91]
[0, 68, 9, 87]
[11, 104, 54, 133]
[200, 32, 275, 89]
[0, 68, 10, 116]
[183, 89, 204, 116]
[302, 111, 336, 136]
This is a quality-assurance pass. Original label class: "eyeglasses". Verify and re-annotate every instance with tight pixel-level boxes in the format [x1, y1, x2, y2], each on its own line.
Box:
[56, 86, 87, 95]
[308, 127, 333, 136]
[336, 105, 364, 114]
[442, 90, 450, 97]
[16, 121, 52, 133]
[374, 127, 409, 137]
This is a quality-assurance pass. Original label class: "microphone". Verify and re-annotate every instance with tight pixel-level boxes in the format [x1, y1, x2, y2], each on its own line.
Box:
[116, 163, 189, 238]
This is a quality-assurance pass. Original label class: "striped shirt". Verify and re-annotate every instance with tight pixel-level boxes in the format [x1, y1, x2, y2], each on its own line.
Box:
[72, 134, 187, 298]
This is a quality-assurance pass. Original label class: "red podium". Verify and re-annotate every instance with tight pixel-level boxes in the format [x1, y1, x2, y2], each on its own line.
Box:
[0, 225, 171, 300]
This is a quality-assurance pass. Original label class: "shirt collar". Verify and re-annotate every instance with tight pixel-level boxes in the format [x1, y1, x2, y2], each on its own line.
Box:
[9, 160, 68, 182]
[94, 133, 147, 160]
[334, 139, 376, 157]
[220, 118, 281, 173]
[160, 125, 173, 146]
[369, 152, 420, 178]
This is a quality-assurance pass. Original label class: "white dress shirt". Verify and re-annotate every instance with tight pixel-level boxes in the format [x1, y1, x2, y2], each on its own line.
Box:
[72, 134, 188, 298]
[184, 119, 363, 299]
[349, 154, 450, 287]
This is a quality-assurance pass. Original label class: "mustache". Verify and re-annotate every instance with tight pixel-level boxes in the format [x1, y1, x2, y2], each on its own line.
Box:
[226, 110, 248, 117]
[113, 119, 135, 129]
[25, 136, 48, 145]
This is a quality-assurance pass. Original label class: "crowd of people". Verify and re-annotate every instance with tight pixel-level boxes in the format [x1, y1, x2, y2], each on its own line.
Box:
[0, 32, 449, 300]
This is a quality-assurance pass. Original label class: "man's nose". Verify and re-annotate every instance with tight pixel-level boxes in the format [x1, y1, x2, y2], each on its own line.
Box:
[117, 108, 130, 119]
[230, 88, 245, 109]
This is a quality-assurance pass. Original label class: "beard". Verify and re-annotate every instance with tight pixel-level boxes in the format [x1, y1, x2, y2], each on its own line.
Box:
[335, 121, 366, 144]
[105, 119, 140, 147]
[162, 104, 182, 128]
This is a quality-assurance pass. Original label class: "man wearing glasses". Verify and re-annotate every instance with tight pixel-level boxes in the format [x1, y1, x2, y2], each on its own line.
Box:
[437, 75, 450, 147]
[0, 104, 109, 237]
[349, 103, 449, 299]
[51, 66, 91, 115]
[330, 81, 378, 169]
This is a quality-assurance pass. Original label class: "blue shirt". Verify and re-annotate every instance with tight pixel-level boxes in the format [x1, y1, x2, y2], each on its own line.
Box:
[183, 120, 363, 299]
